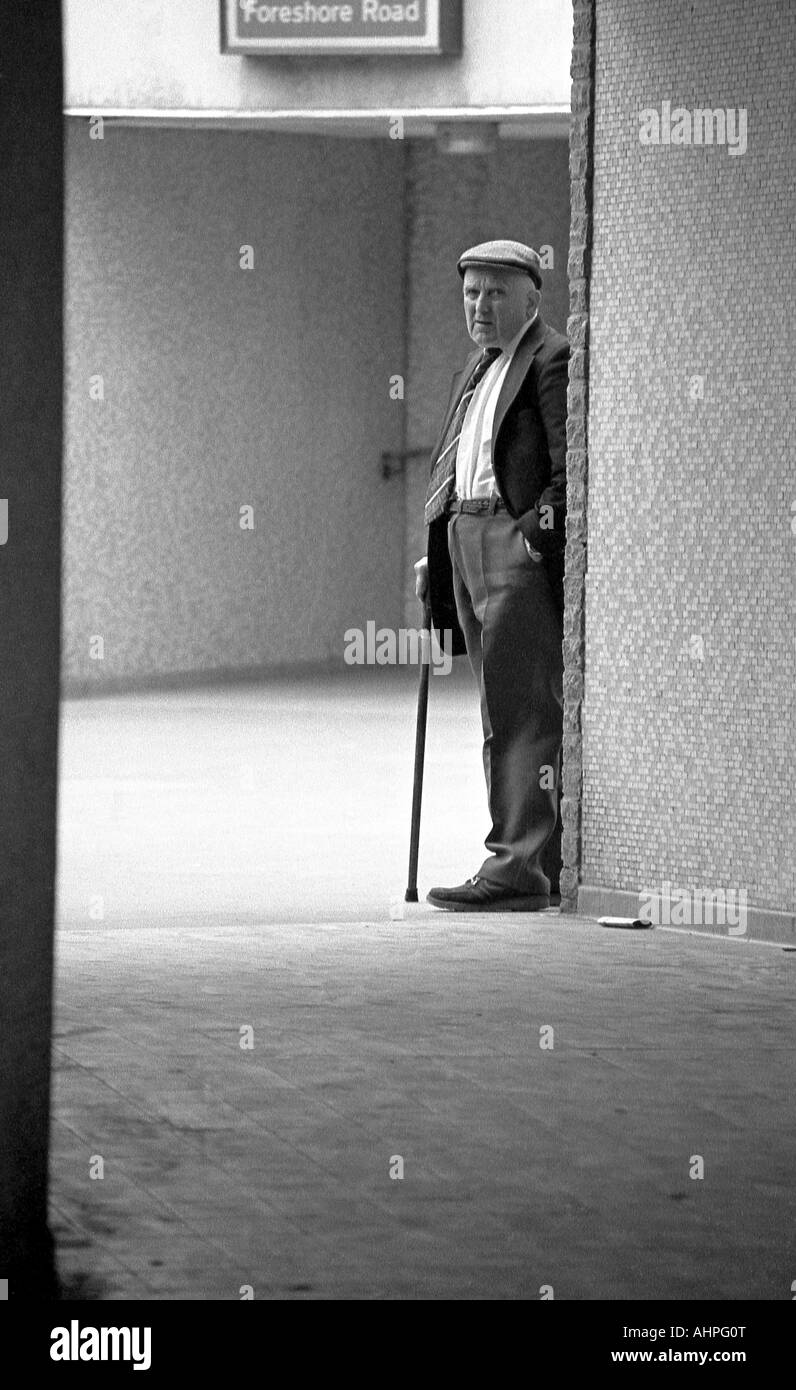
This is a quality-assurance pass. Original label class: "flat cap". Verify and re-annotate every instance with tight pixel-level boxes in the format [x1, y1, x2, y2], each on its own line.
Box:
[457, 239, 542, 288]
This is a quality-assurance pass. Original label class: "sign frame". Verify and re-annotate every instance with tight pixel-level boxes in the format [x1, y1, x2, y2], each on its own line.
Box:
[220, 0, 462, 57]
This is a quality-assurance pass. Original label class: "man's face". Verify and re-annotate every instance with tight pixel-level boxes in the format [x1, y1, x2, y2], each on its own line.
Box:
[462, 267, 538, 350]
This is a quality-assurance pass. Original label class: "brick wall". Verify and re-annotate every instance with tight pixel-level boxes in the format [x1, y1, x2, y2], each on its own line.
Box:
[561, 0, 593, 909]
[569, 0, 796, 914]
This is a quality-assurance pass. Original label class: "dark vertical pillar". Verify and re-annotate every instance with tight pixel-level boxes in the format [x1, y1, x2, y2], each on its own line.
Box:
[0, 4, 64, 1297]
[561, 0, 595, 912]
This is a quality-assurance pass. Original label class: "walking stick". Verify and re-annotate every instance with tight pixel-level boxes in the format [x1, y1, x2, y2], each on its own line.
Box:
[405, 600, 432, 902]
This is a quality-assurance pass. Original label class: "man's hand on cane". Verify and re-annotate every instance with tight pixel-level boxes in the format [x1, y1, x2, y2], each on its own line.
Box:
[414, 556, 429, 604]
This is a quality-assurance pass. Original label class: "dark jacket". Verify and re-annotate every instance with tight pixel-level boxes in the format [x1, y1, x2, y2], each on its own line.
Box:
[427, 315, 569, 655]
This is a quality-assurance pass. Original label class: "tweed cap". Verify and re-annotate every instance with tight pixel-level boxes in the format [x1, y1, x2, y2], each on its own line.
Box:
[457, 239, 542, 288]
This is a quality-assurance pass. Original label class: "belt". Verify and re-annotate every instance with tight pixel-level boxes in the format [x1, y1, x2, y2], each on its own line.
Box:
[447, 495, 507, 516]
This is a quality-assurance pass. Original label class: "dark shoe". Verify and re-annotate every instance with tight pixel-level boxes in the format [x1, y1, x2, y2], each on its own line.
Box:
[427, 876, 550, 913]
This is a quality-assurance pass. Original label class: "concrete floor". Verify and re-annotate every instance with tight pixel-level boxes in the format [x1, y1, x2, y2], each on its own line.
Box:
[52, 670, 795, 1300]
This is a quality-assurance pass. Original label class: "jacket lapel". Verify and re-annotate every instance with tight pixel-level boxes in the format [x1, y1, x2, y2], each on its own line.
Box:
[429, 349, 481, 466]
[491, 315, 546, 452]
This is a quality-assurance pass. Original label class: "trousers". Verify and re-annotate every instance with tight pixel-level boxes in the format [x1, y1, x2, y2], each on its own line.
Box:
[447, 509, 564, 894]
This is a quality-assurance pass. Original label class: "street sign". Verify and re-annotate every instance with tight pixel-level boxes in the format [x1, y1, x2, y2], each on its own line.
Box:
[221, 0, 462, 56]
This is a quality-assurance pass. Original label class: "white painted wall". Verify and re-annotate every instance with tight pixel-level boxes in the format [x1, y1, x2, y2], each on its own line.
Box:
[64, 0, 573, 113]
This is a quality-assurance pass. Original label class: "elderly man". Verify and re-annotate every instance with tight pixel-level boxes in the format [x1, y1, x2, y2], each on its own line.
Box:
[415, 239, 569, 912]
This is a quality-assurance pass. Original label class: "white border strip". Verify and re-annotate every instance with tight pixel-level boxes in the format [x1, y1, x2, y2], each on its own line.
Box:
[64, 105, 570, 120]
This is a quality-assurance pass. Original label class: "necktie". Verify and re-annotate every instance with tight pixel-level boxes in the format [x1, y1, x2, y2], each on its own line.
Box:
[424, 347, 503, 525]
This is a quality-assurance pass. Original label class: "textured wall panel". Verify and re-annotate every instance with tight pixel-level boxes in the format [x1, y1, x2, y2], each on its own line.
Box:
[585, 0, 796, 908]
[63, 126, 406, 685]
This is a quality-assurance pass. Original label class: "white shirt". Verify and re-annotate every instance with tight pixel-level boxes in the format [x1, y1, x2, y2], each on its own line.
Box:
[454, 313, 538, 500]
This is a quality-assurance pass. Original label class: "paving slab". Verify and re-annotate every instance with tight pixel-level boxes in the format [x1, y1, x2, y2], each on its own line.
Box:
[51, 675, 796, 1300]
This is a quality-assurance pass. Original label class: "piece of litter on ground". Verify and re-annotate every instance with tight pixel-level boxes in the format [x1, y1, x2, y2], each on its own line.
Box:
[598, 916, 653, 930]
[388, 898, 405, 921]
